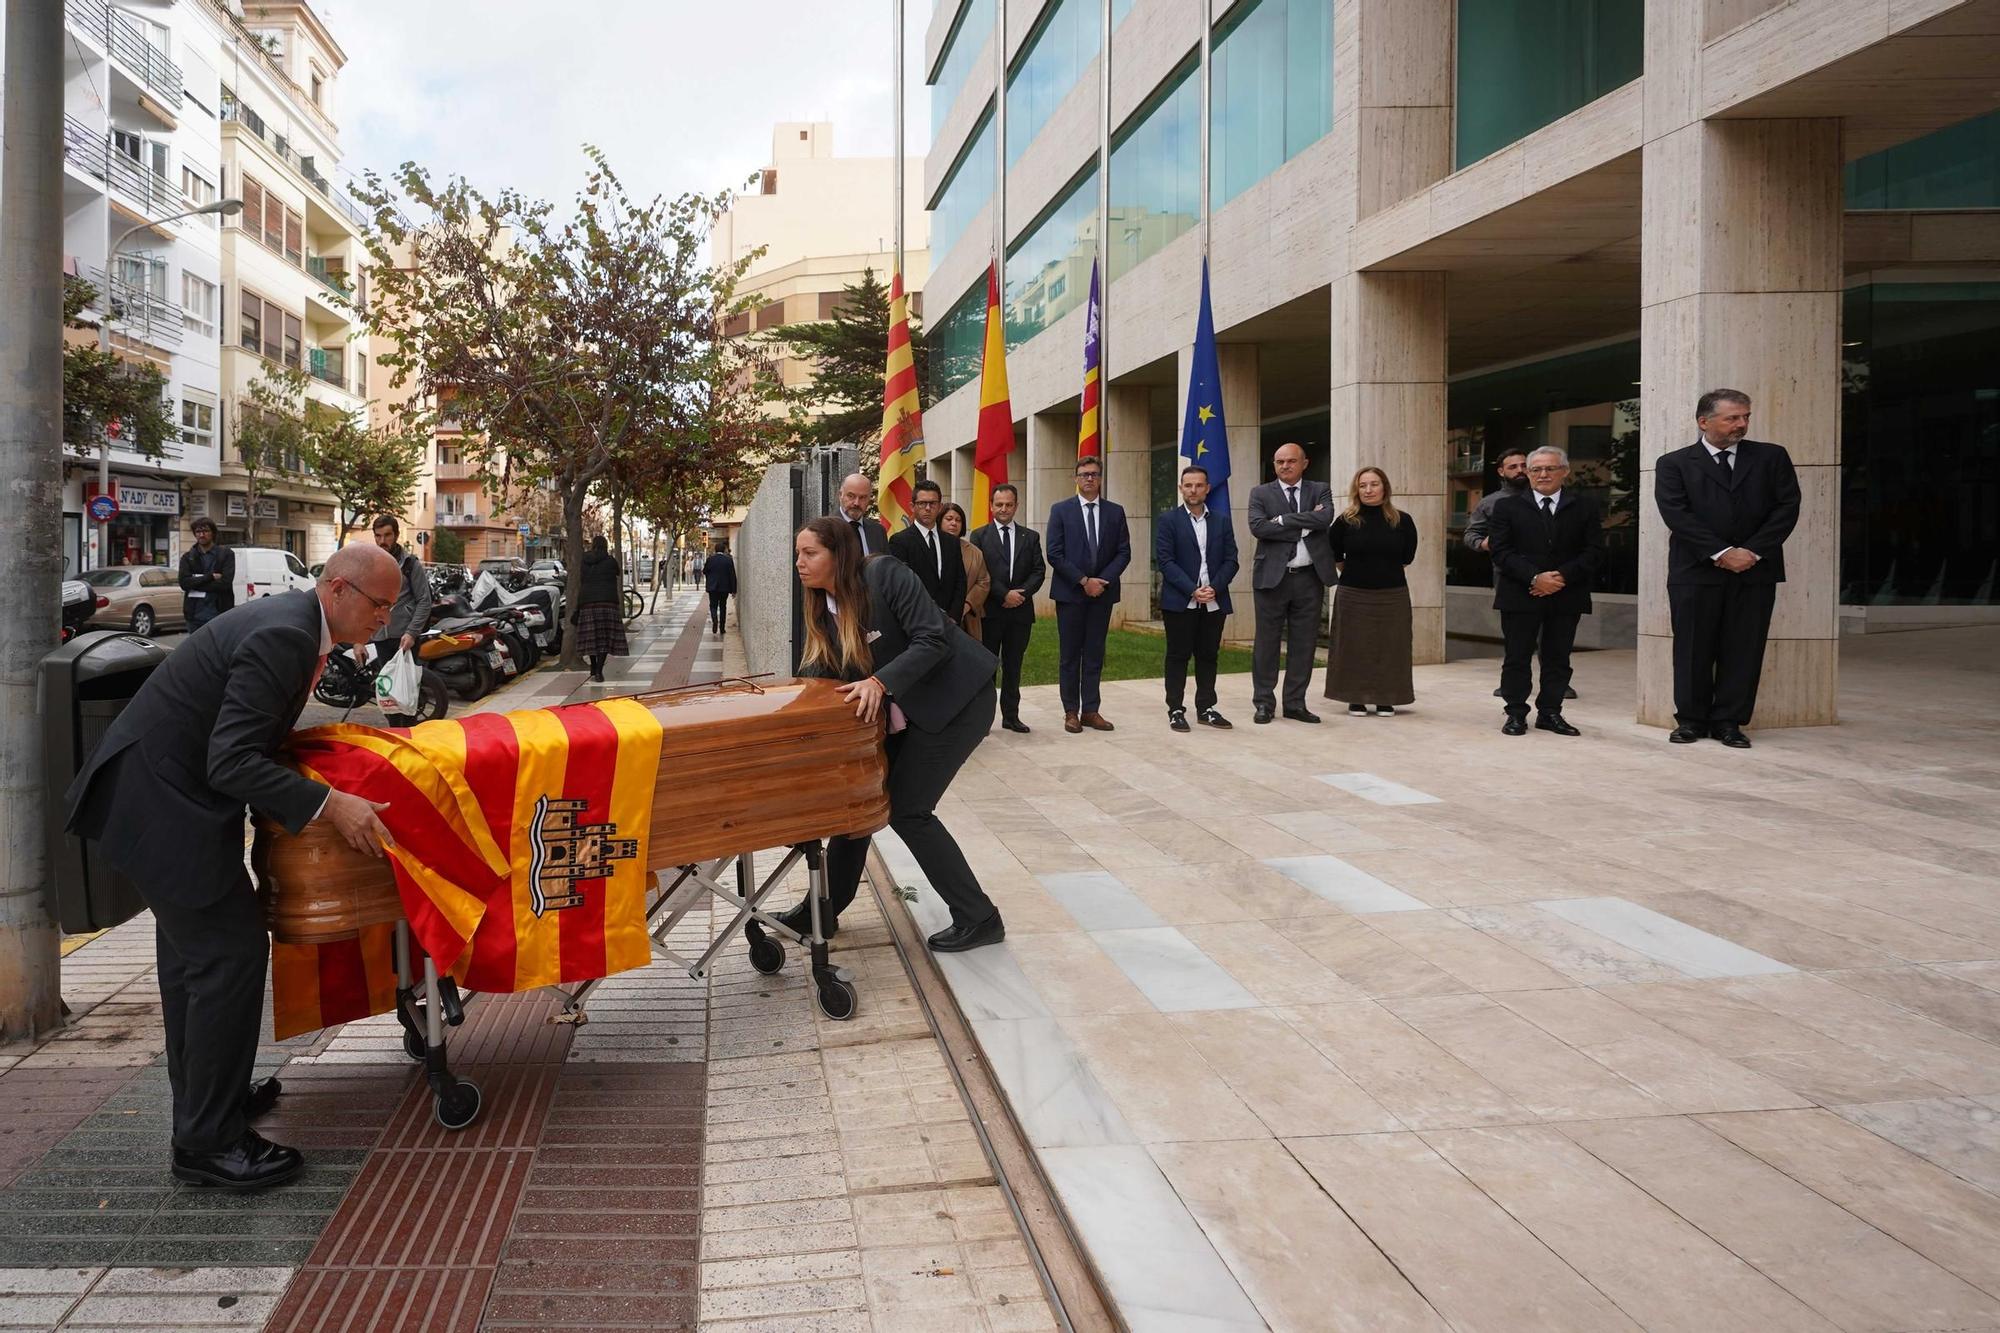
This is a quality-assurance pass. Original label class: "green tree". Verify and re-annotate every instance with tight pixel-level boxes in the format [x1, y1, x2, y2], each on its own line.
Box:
[356, 148, 765, 667]
[231, 365, 310, 547]
[305, 406, 428, 547]
[62, 278, 176, 463]
[431, 527, 465, 565]
[777, 266, 926, 457]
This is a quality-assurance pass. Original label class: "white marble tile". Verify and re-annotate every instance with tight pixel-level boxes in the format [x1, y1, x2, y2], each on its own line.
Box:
[935, 943, 1052, 1022]
[1093, 927, 1261, 1013]
[970, 1017, 1137, 1149]
[1039, 1145, 1266, 1333]
[1038, 871, 1167, 931]
[1536, 898, 1795, 980]
[1263, 856, 1430, 914]
[1316, 772, 1442, 806]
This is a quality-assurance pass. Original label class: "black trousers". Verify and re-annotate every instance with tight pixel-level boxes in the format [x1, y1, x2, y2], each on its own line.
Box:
[821, 683, 998, 929]
[1499, 608, 1582, 717]
[1163, 608, 1227, 712]
[709, 592, 728, 632]
[1252, 568, 1323, 709]
[1055, 598, 1114, 715]
[982, 613, 1033, 722]
[150, 874, 268, 1152]
[1669, 580, 1777, 727]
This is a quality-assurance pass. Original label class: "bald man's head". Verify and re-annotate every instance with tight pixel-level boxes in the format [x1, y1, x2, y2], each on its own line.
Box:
[837, 473, 873, 523]
[1273, 443, 1308, 484]
[319, 542, 403, 644]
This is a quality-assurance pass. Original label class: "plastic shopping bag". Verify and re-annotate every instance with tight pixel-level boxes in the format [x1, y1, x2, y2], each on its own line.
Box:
[374, 647, 423, 718]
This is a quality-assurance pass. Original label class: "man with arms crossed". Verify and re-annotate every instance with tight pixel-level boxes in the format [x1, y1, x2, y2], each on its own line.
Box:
[1246, 443, 1337, 724]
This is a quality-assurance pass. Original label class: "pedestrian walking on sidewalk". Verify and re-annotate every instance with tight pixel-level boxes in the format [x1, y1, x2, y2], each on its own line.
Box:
[780, 517, 1005, 954]
[64, 544, 402, 1190]
[574, 535, 628, 683]
[704, 543, 737, 635]
[364, 515, 432, 722]
[1324, 467, 1419, 716]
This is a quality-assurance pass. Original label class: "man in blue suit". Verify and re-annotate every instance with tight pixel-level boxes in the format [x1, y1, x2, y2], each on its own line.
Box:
[1045, 455, 1130, 733]
[1155, 464, 1237, 732]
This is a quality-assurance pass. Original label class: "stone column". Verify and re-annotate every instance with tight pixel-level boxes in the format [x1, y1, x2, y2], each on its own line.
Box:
[1637, 117, 1843, 728]
[1105, 383, 1153, 629]
[1025, 411, 1076, 534]
[1329, 271, 1448, 664]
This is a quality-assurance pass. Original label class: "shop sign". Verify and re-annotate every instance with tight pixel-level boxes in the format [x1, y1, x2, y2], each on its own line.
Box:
[226, 495, 281, 520]
[188, 492, 209, 520]
[87, 495, 119, 522]
[82, 480, 180, 515]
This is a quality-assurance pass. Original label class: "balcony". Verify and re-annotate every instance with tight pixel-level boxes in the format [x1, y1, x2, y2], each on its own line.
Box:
[62, 114, 198, 221]
[66, 0, 183, 112]
[220, 93, 372, 232]
[305, 256, 354, 300]
[434, 460, 477, 481]
[306, 348, 348, 390]
[438, 511, 485, 527]
[86, 265, 182, 348]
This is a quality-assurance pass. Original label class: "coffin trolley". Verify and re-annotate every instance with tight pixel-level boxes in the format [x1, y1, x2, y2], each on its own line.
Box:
[254, 677, 891, 1130]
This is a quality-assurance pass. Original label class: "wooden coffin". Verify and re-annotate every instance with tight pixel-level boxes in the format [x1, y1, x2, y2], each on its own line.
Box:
[255, 678, 891, 945]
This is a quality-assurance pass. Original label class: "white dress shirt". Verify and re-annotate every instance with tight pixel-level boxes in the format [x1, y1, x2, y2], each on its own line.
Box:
[1283, 483, 1312, 568]
[1534, 487, 1563, 515]
[1185, 504, 1221, 613]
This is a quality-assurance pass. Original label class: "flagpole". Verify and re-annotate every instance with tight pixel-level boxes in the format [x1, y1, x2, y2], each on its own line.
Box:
[1199, 9, 1212, 260]
[1097, 0, 1111, 468]
[893, 0, 905, 282]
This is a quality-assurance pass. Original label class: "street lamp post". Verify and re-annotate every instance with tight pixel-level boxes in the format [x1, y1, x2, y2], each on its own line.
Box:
[94, 197, 242, 567]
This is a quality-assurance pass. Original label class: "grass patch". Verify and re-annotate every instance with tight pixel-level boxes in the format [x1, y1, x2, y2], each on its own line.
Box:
[1017, 623, 1257, 687]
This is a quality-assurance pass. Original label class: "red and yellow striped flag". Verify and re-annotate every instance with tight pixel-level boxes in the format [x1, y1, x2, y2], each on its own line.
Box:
[971, 263, 1013, 528]
[1077, 259, 1102, 459]
[271, 923, 400, 1041]
[271, 698, 666, 1036]
[877, 267, 926, 534]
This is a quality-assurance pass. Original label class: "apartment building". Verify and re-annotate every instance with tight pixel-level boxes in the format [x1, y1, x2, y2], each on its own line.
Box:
[919, 0, 2000, 727]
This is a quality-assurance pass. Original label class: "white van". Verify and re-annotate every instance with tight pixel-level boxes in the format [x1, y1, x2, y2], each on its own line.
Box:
[232, 546, 315, 605]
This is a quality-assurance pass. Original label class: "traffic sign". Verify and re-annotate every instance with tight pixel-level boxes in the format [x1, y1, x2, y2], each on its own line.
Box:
[517, 523, 531, 535]
[87, 495, 119, 522]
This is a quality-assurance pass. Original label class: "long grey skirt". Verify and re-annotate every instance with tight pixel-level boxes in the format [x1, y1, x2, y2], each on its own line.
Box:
[1322, 584, 1415, 705]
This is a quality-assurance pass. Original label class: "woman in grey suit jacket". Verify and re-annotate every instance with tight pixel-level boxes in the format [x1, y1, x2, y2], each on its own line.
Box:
[776, 516, 1005, 953]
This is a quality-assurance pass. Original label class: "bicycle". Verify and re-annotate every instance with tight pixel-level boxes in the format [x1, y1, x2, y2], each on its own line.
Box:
[622, 585, 645, 622]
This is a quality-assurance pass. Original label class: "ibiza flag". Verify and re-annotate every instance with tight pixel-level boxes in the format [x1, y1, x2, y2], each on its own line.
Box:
[272, 698, 665, 1035]
[1179, 258, 1231, 518]
[971, 263, 1013, 527]
[877, 267, 926, 534]
[1076, 259, 1102, 460]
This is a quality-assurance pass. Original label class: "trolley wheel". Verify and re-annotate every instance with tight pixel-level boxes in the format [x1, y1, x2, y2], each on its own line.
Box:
[814, 971, 856, 1021]
[433, 1079, 481, 1131]
[748, 933, 785, 976]
[402, 1026, 427, 1062]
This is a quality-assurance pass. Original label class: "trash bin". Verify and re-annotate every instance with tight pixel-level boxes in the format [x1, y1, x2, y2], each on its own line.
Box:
[41, 630, 170, 934]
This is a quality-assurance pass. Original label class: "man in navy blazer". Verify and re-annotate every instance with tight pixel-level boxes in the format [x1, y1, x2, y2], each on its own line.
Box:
[1155, 464, 1238, 732]
[1045, 454, 1130, 733]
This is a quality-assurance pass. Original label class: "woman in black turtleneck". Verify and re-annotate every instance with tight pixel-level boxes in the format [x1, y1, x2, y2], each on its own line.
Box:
[1323, 467, 1418, 716]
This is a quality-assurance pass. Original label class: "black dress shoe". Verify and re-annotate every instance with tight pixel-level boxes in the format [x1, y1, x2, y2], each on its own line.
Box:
[1715, 725, 1752, 749]
[1536, 713, 1581, 737]
[777, 903, 837, 940]
[1253, 705, 1274, 725]
[244, 1076, 282, 1120]
[1197, 709, 1232, 729]
[1283, 707, 1321, 724]
[1000, 717, 1030, 733]
[1168, 708, 1191, 733]
[1668, 725, 1707, 744]
[1374, 705, 1396, 716]
[928, 913, 1005, 953]
[1492, 686, 1504, 698]
[1564, 686, 1578, 700]
[172, 1131, 303, 1190]
[1501, 715, 1528, 736]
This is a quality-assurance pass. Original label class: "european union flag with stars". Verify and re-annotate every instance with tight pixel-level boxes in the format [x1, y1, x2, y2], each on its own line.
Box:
[1179, 258, 1231, 518]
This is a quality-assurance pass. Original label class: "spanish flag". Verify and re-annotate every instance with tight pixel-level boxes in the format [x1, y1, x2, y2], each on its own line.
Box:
[270, 699, 665, 1036]
[876, 267, 926, 534]
[971, 263, 1013, 528]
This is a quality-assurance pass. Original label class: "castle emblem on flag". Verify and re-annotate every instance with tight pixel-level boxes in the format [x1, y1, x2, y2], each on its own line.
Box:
[528, 794, 639, 917]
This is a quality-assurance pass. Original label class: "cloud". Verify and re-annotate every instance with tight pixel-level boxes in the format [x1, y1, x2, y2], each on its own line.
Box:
[321, 0, 930, 211]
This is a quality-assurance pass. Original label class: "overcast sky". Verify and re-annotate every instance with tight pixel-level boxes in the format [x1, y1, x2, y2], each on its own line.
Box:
[323, 0, 930, 211]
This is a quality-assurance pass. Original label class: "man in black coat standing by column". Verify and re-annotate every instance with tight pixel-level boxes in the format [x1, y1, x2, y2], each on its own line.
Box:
[1654, 388, 1802, 749]
[704, 543, 737, 634]
[65, 543, 402, 1189]
[1489, 446, 1603, 736]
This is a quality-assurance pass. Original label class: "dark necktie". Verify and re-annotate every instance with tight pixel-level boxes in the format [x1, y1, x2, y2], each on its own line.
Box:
[1541, 495, 1555, 519]
[1000, 525, 1013, 581]
[1716, 449, 1734, 476]
[1084, 503, 1098, 565]
[1287, 485, 1300, 514]
[924, 527, 938, 573]
[852, 519, 867, 552]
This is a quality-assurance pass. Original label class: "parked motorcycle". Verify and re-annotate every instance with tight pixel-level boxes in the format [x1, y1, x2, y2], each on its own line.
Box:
[60, 578, 99, 644]
[467, 570, 563, 658]
[316, 643, 451, 725]
[421, 616, 511, 700]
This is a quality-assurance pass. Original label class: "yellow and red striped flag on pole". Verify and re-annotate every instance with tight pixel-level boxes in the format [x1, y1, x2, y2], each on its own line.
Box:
[1077, 258, 1102, 460]
[877, 267, 926, 534]
[971, 263, 1013, 527]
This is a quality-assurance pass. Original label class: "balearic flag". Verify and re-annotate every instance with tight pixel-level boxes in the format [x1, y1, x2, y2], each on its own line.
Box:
[1077, 259, 1102, 459]
[971, 263, 1013, 527]
[877, 267, 926, 534]
[270, 699, 666, 1036]
[1179, 258, 1231, 517]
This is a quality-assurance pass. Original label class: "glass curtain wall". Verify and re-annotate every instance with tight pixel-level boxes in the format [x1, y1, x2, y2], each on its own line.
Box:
[1109, 58, 1199, 282]
[931, 107, 996, 261]
[1004, 163, 1099, 350]
[1007, 0, 1099, 167]
[1209, 0, 1334, 211]
[1455, 0, 1642, 168]
[1113, 0, 1136, 22]
[1846, 110, 2000, 209]
[930, 0, 995, 140]
[927, 277, 991, 405]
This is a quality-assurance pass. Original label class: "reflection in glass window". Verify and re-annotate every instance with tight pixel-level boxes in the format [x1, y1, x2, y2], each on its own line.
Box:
[1113, 0, 1136, 24]
[1006, 0, 1099, 167]
[1455, 0, 1641, 169]
[926, 278, 990, 405]
[1004, 162, 1098, 352]
[1210, 0, 1332, 211]
[1109, 58, 1198, 283]
[930, 106, 996, 263]
[929, 0, 995, 140]
[1846, 110, 2000, 210]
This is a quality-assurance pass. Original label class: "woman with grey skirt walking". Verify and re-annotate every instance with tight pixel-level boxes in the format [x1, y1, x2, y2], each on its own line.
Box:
[1323, 467, 1418, 716]
[573, 535, 629, 683]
